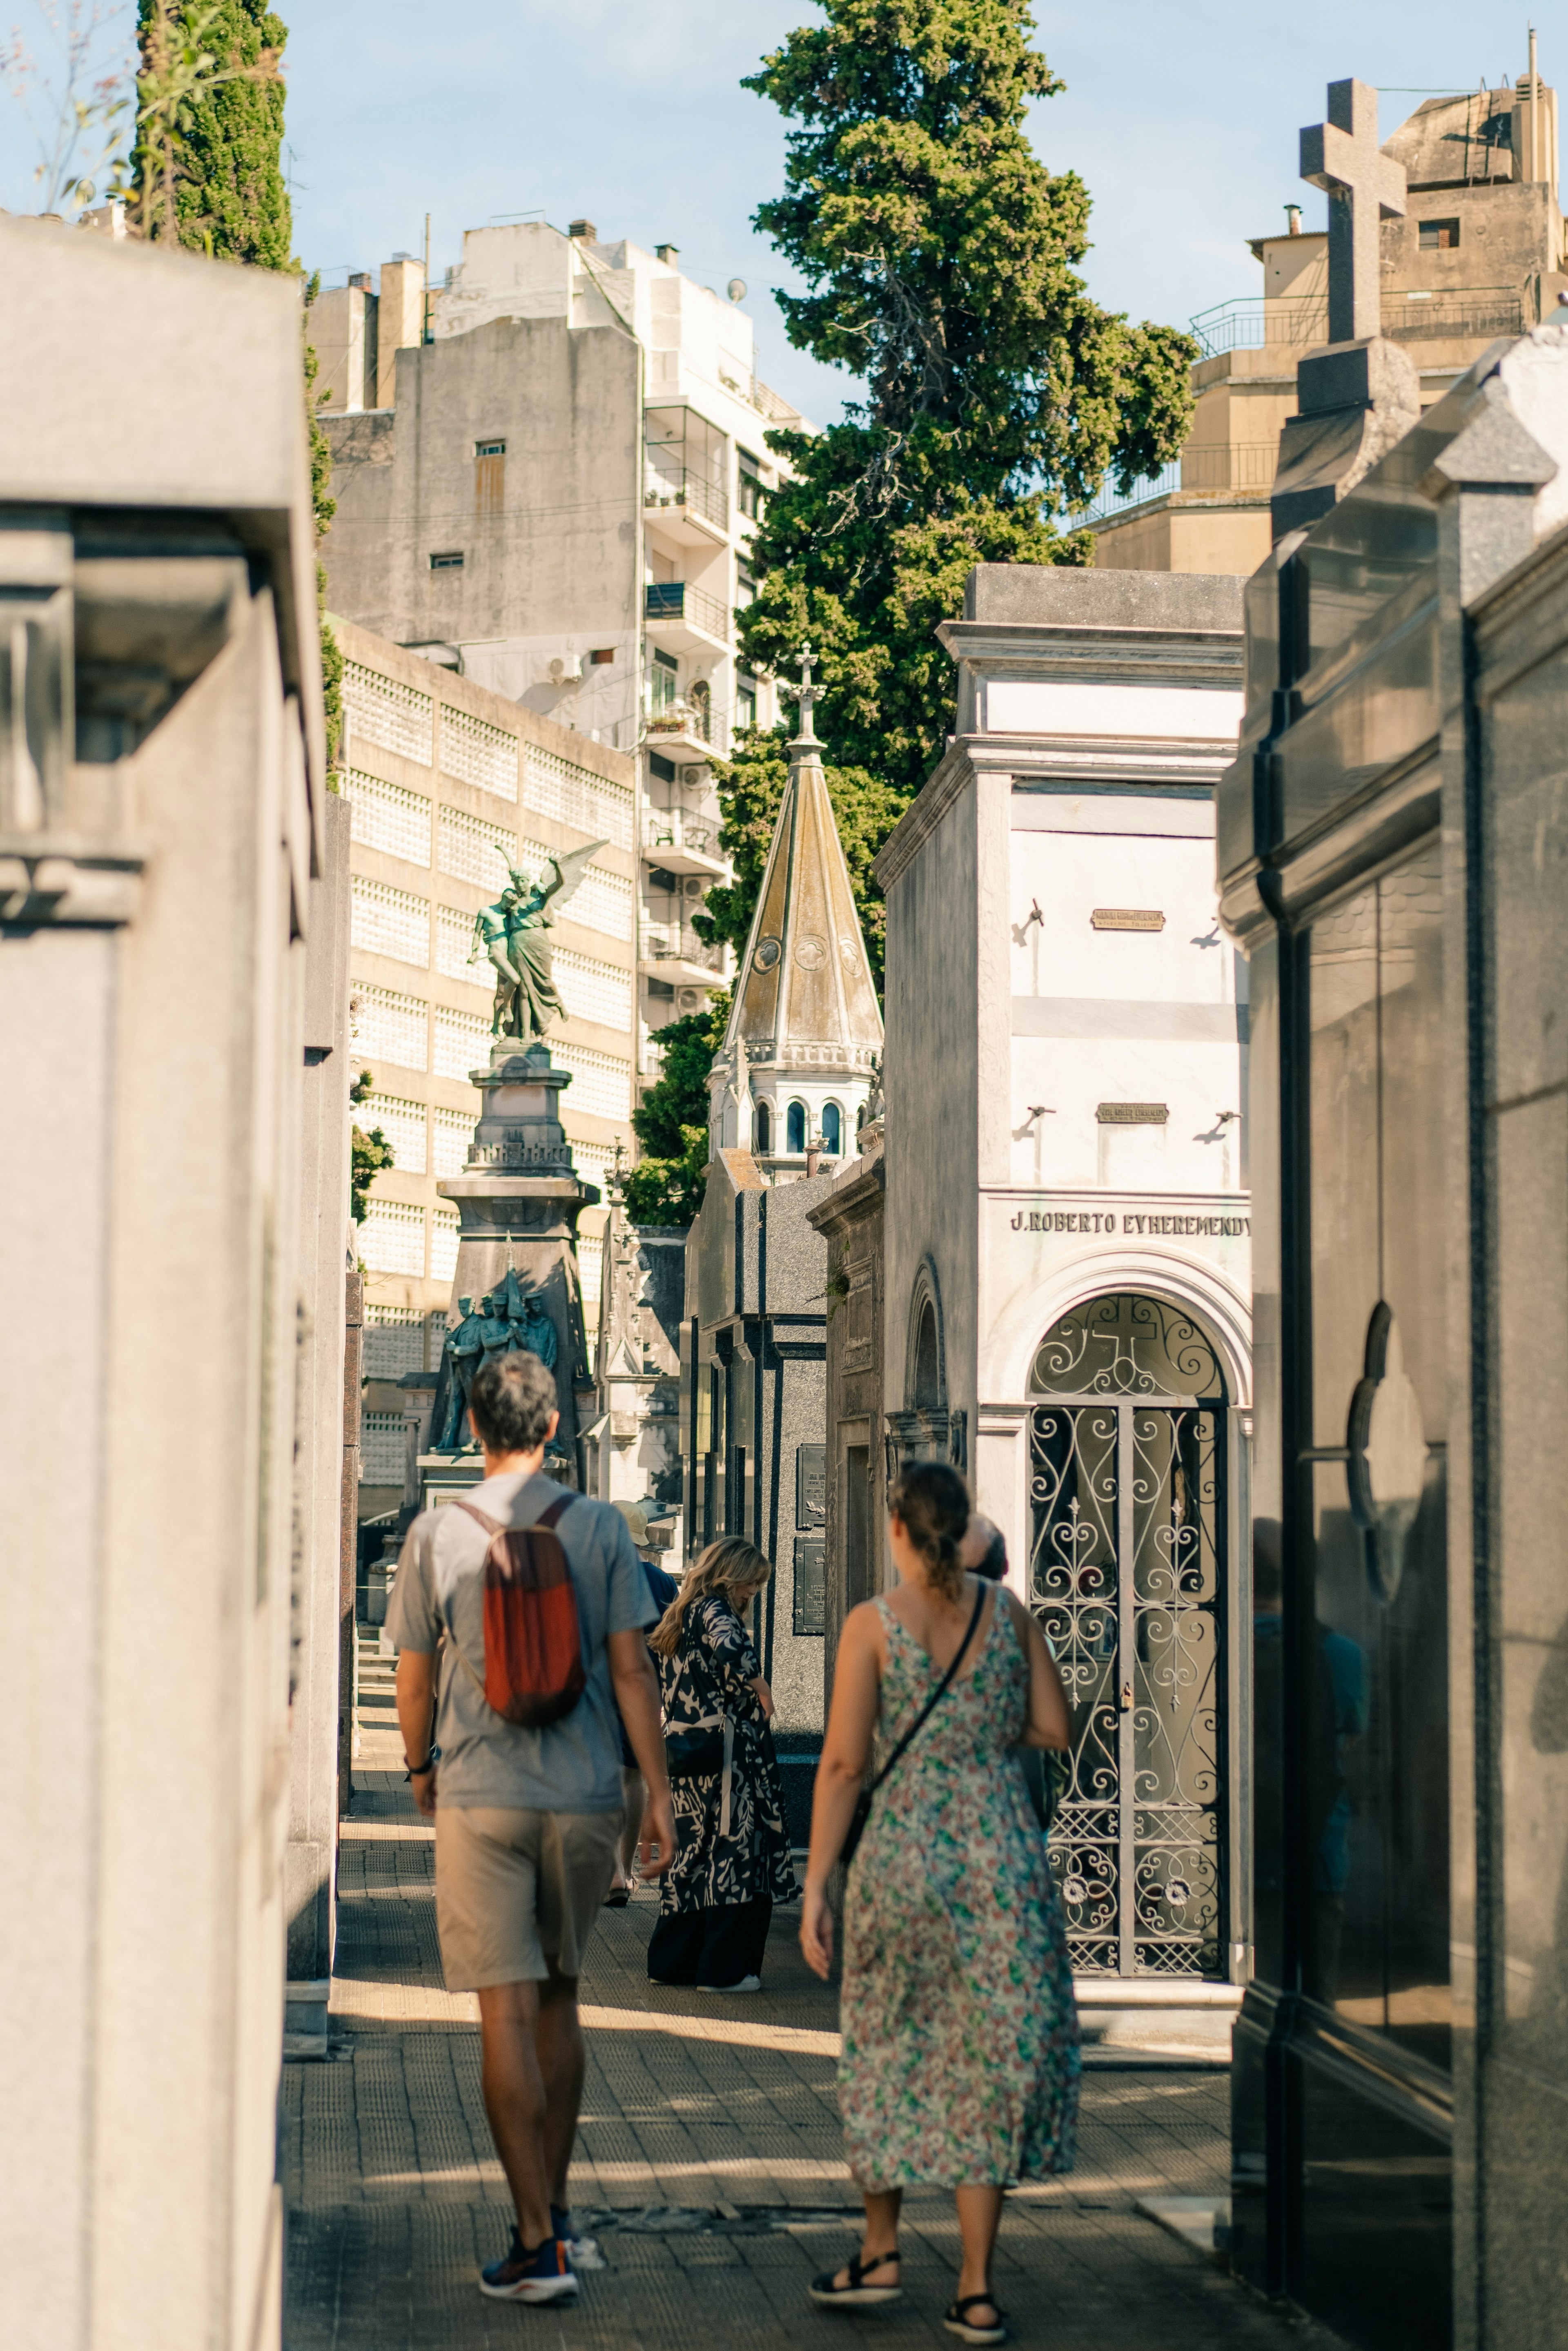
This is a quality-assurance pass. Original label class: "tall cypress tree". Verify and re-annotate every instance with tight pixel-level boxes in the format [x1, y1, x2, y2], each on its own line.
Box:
[133, 1, 342, 762]
[715, 0, 1196, 940]
[136, 0, 289, 265]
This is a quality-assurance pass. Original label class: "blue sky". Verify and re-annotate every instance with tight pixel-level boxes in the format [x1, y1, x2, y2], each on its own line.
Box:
[0, 2, 1548, 425]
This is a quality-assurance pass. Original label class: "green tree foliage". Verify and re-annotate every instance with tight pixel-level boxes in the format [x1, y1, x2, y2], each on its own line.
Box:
[735, 0, 1196, 808]
[623, 997, 729, 1227]
[133, 4, 342, 763]
[693, 733, 904, 989]
[135, 0, 287, 263]
[348, 1072, 393, 1222]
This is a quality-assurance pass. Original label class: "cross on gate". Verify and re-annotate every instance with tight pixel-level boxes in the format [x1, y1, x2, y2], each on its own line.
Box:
[780, 643, 822, 742]
[1300, 78, 1407, 345]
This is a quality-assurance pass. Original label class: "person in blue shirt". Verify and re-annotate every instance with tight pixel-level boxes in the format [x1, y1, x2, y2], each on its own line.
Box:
[603, 1500, 681, 1905]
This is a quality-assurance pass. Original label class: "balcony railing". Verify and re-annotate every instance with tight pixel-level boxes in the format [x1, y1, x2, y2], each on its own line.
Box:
[1076, 460, 1180, 526]
[1181, 440, 1282, 490]
[644, 462, 729, 533]
[646, 813, 717, 858]
[718, 369, 800, 423]
[644, 581, 731, 642]
[646, 929, 726, 971]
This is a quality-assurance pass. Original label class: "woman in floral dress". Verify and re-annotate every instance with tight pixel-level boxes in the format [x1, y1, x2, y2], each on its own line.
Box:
[800, 1464, 1079, 2347]
[648, 1538, 795, 1990]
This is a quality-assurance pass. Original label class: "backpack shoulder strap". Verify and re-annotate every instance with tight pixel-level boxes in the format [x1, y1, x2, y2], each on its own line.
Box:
[534, 1489, 575, 1531]
[452, 1498, 502, 1536]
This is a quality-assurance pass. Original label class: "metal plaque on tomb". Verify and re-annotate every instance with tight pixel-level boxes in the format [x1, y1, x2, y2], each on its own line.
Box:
[1091, 908, 1165, 932]
[793, 1537, 826, 1635]
[1096, 1102, 1169, 1125]
[795, 1442, 826, 1527]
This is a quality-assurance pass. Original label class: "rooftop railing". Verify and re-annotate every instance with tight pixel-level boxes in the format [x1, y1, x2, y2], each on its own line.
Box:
[1189, 297, 1329, 357]
[1383, 290, 1525, 342]
[1190, 289, 1527, 359]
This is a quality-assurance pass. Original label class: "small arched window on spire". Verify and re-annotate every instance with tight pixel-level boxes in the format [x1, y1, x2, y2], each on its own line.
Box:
[786, 1100, 807, 1153]
[754, 1099, 771, 1154]
[821, 1101, 842, 1154]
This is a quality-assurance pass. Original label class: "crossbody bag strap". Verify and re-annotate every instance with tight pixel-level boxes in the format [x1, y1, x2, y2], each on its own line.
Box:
[871, 1582, 987, 1794]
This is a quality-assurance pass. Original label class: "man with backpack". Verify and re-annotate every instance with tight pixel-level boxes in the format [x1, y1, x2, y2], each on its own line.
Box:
[388, 1348, 676, 2306]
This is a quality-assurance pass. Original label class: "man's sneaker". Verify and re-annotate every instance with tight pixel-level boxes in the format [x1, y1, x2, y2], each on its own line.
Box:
[703, 1974, 762, 1993]
[479, 2231, 579, 2302]
[552, 2204, 606, 2272]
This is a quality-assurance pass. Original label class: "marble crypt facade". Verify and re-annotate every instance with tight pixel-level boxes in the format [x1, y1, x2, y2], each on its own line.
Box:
[873, 564, 1251, 1997]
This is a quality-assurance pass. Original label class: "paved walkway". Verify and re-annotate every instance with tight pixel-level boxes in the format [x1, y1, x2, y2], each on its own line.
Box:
[281, 1641, 1340, 2350]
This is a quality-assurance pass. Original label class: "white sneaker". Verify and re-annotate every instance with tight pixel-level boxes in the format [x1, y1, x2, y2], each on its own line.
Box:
[705, 1974, 762, 1993]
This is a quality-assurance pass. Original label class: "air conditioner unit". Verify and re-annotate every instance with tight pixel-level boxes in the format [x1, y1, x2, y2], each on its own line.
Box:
[547, 653, 583, 683]
[679, 763, 708, 786]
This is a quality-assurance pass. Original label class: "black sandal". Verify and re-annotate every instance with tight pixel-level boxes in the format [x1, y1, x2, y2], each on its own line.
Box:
[808, 2247, 902, 2308]
[945, 2292, 1007, 2344]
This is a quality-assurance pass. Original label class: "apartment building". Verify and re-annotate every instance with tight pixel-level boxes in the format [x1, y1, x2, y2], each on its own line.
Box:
[1091, 67, 1567, 570]
[338, 618, 637, 1513]
[314, 218, 809, 1079]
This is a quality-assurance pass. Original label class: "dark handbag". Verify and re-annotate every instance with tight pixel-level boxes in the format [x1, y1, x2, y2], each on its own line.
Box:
[841, 1584, 986, 1871]
[1020, 1745, 1069, 1836]
[664, 1719, 727, 1778]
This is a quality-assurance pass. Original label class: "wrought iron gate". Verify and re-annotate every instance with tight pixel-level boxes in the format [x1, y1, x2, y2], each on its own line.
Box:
[1028, 1293, 1226, 1978]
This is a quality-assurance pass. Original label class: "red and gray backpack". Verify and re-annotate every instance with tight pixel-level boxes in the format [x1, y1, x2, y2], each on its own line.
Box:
[448, 1490, 586, 1728]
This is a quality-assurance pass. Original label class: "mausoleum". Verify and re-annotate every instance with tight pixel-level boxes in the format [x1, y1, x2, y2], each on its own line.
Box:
[871, 563, 1250, 2036]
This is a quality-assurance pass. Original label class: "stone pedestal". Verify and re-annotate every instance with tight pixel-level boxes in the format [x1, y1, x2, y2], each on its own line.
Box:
[434, 1041, 600, 1477]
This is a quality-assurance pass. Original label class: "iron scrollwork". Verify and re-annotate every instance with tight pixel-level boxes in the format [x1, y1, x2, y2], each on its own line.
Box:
[1029, 1294, 1226, 1980]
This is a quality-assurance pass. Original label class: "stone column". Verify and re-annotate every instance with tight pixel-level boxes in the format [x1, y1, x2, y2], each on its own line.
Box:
[285, 790, 353, 2009]
[434, 1042, 599, 1477]
[0, 214, 329, 2350]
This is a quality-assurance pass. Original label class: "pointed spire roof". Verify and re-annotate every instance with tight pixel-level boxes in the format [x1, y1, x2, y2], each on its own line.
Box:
[723, 653, 884, 1074]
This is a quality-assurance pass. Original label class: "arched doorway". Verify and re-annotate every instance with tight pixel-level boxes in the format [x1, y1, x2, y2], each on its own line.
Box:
[1028, 1291, 1227, 1979]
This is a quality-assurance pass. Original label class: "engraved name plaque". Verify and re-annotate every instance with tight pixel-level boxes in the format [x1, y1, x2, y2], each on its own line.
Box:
[1091, 908, 1165, 931]
[1096, 1102, 1169, 1125]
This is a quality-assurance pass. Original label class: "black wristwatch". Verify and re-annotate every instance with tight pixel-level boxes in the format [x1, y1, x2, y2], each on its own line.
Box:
[403, 1744, 441, 1781]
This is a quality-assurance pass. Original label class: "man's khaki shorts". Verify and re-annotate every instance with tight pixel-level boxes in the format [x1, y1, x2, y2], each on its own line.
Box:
[434, 1805, 621, 1992]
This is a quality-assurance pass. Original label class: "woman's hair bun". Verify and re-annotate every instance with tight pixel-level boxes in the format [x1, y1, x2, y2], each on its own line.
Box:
[889, 1461, 971, 1602]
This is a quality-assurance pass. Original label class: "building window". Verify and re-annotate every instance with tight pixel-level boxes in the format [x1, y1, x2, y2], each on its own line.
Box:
[787, 1099, 807, 1153]
[429, 550, 464, 570]
[738, 448, 763, 521]
[351, 875, 430, 966]
[689, 679, 711, 742]
[736, 558, 755, 611]
[755, 1099, 771, 1154]
[589, 646, 616, 665]
[735, 672, 757, 732]
[821, 1101, 842, 1154]
[1418, 218, 1460, 250]
[347, 770, 432, 866]
[439, 704, 518, 800]
[475, 440, 506, 522]
[648, 646, 679, 718]
[650, 751, 676, 783]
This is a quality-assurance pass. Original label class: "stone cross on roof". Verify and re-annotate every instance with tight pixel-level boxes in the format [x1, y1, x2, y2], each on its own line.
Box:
[1300, 78, 1407, 343]
[780, 645, 822, 745]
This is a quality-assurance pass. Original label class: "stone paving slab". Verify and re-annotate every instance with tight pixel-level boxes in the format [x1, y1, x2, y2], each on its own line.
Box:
[282, 1727, 1345, 2346]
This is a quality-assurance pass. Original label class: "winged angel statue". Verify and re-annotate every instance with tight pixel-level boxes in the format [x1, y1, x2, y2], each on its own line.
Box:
[470, 838, 610, 1042]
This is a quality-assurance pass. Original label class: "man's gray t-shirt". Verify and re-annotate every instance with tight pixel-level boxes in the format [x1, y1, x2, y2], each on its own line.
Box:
[386, 1473, 655, 1811]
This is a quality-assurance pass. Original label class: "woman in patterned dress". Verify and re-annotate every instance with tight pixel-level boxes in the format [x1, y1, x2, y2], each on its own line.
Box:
[647, 1539, 796, 1990]
[800, 1465, 1079, 2347]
